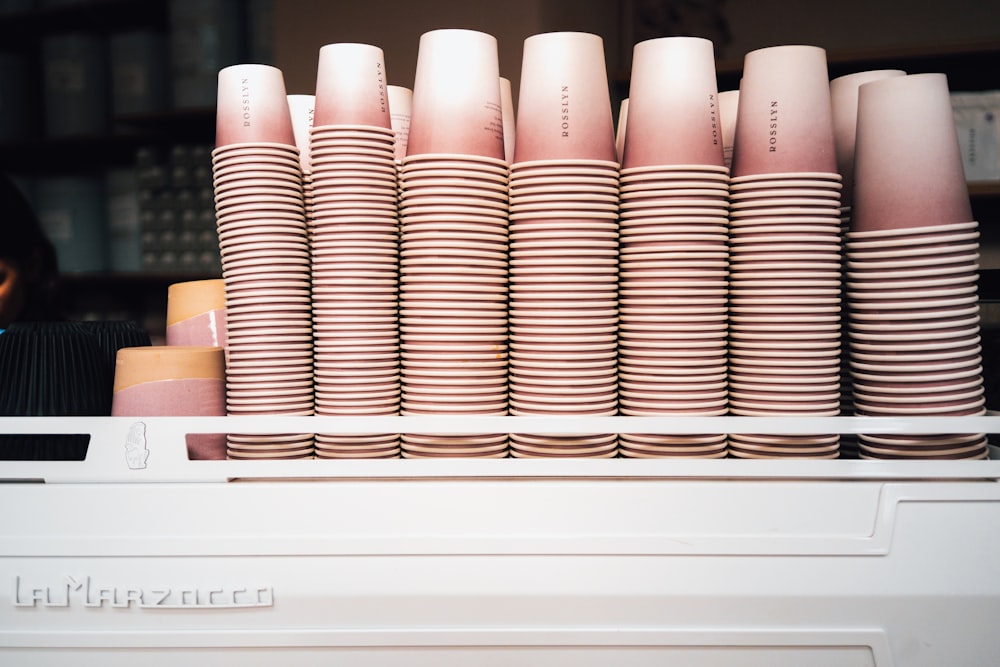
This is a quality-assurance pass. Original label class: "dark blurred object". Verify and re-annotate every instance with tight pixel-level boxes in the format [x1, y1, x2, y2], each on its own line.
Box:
[0, 321, 113, 460]
[0, 172, 62, 328]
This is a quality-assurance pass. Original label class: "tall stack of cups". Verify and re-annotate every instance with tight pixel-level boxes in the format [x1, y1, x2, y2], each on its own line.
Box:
[212, 64, 315, 459]
[846, 73, 988, 460]
[398, 29, 509, 458]
[829, 69, 906, 455]
[507, 31, 620, 458]
[726, 45, 843, 459]
[309, 43, 401, 459]
[617, 36, 729, 458]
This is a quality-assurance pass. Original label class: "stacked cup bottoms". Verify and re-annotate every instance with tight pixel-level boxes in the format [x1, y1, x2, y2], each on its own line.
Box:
[726, 173, 845, 458]
[397, 154, 510, 458]
[507, 159, 620, 458]
[213, 141, 314, 458]
[616, 165, 731, 458]
[213, 64, 314, 459]
[844, 222, 987, 459]
[309, 124, 400, 458]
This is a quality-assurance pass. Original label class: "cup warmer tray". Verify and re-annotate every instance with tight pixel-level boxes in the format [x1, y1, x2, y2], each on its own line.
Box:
[2, 414, 1000, 665]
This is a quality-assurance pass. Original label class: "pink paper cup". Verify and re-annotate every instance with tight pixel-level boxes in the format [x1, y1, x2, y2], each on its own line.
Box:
[829, 69, 906, 205]
[851, 73, 974, 232]
[500, 76, 515, 164]
[216, 64, 296, 147]
[512, 31, 616, 164]
[388, 84, 413, 161]
[623, 36, 723, 168]
[731, 45, 836, 177]
[314, 42, 391, 129]
[286, 94, 315, 173]
[406, 29, 505, 159]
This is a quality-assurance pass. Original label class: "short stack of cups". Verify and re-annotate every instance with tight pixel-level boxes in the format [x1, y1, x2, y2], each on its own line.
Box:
[617, 36, 729, 459]
[829, 69, 906, 456]
[111, 346, 227, 460]
[507, 31, 619, 459]
[166, 278, 228, 349]
[213, 63, 315, 459]
[398, 28, 509, 458]
[727, 44, 843, 459]
[309, 42, 400, 459]
[846, 72, 988, 460]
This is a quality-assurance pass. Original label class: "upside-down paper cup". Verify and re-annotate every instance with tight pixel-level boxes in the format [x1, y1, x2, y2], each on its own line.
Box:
[851, 73, 973, 232]
[731, 44, 836, 177]
[388, 84, 412, 161]
[830, 69, 905, 206]
[314, 42, 391, 129]
[500, 76, 515, 164]
[623, 36, 723, 168]
[512, 31, 616, 164]
[406, 29, 505, 159]
[216, 64, 296, 147]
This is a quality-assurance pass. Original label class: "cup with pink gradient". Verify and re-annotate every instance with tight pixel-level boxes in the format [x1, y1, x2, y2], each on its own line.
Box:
[512, 31, 616, 164]
[623, 36, 723, 169]
[730, 44, 836, 177]
[406, 28, 505, 160]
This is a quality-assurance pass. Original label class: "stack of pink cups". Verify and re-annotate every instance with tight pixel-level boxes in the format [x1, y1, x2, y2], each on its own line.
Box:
[212, 64, 315, 459]
[829, 69, 906, 456]
[617, 36, 729, 459]
[726, 44, 843, 459]
[506, 31, 620, 459]
[846, 72, 987, 460]
[397, 29, 509, 458]
[308, 43, 401, 459]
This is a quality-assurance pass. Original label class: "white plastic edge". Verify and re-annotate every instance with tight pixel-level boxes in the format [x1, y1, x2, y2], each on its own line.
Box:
[0, 415, 999, 483]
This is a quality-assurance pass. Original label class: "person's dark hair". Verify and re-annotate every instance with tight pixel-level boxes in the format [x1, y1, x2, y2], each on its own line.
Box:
[0, 173, 62, 322]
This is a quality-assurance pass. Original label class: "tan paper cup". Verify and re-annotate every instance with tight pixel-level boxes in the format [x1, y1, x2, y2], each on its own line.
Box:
[216, 64, 296, 147]
[388, 84, 413, 161]
[513, 31, 616, 163]
[313, 42, 391, 129]
[406, 29, 504, 159]
[624, 36, 722, 168]
[731, 45, 836, 176]
[166, 279, 228, 348]
[851, 73, 974, 232]
[830, 69, 906, 205]
[112, 346, 227, 460]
